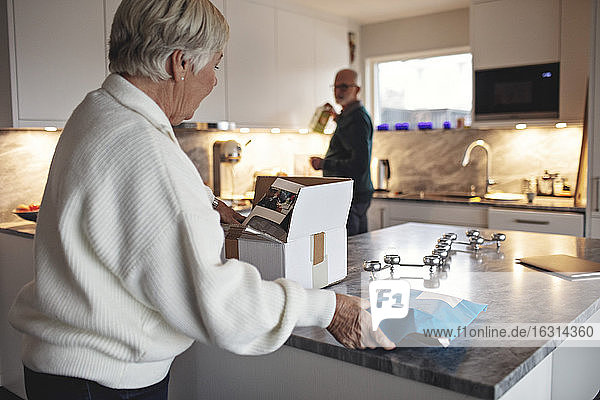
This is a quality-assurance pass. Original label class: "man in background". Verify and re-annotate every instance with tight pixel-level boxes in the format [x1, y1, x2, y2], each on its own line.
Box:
[311, 69, 374, 236]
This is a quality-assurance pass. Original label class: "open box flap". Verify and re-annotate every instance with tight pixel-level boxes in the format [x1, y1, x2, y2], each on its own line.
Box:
[252, 176, 351, 206]
[286, 179, 353, 241]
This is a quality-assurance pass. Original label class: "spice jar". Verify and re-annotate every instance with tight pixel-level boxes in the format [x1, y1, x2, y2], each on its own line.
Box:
[538, 170, 554, 196]
[552, 173, 563, 195]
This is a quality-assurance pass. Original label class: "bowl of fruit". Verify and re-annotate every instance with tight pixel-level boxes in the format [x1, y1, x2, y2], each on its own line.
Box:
[13, 203, 40, 222]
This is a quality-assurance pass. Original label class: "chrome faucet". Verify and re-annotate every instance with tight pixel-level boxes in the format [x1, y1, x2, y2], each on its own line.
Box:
[462, 139, 495, 194]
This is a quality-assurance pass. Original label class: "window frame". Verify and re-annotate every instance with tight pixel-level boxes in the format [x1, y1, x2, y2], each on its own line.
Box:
[365, 46, 472, 126]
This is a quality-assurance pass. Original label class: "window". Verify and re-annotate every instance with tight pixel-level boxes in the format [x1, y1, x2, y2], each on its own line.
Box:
[371, 51, 472, 129]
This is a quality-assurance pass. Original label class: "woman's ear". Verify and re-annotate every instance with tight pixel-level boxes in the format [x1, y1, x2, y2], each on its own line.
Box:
[169, 50, 186, 81]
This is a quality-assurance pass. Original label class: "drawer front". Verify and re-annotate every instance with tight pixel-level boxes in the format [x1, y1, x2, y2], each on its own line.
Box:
[387, 201, 488, 228]
[488, 208, 584, 236]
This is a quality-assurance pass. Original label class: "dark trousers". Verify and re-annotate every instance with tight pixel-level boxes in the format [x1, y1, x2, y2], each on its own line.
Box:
[24, 366, 169, 400]
[347, 197, 371, 236]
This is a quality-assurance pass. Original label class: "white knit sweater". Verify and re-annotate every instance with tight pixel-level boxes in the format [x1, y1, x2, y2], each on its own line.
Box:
[8, 74, 336, 389]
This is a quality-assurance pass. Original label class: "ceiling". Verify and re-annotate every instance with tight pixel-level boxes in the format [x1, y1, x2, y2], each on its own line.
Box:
[288, 0, 470, 25]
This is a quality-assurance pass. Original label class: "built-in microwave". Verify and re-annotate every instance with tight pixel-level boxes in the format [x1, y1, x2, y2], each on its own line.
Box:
[474, 62, 559, 121]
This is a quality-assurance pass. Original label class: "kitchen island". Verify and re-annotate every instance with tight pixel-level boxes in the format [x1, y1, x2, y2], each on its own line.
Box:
[2, 222, 600, 399]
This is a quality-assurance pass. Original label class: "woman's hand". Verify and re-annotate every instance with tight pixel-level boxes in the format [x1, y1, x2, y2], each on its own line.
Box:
[327, 293, 396, 350]
[214, 199, 245, 225]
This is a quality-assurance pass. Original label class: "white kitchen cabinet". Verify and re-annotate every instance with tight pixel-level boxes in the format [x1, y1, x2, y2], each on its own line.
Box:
[559, 0, 592, 122]
[587, 0, 600, 238]
[367, 199, 390, 231]
[367, 199, 488, 231]
[488, 207, 584, 236]
[226, 0, 349, 128]
[276, 10, 315, 129]
[9, 0, 106, 127]
[470, 0, 560, 69]
[591, 216, 600, 238]
[0, 232, 34, 398]
[226, 0, 278, 127]
[387, 201, 488, 227]
[314, 19, 348, 106]
[188, 0, 227, 123]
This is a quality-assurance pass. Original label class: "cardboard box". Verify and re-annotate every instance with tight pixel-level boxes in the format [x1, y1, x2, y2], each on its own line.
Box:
[225, 176, 352, 289]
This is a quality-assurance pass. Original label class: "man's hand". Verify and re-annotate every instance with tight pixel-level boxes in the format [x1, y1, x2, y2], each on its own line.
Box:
[327, 293, 396, 350]
[310, 156, 324, 170]
[214, 199, 245, 225]
[323, 102, 338, 120]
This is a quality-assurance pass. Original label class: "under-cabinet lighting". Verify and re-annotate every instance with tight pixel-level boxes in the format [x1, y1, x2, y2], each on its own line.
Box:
[323, 128, 334, 134]
[44, 126, 58, 132]
[515, 123, 527, 130]
[270, 128, 281, 134]
[298, 128, 309, 134]
[555, 122, 567, 129]
[239, 127, 250, 133]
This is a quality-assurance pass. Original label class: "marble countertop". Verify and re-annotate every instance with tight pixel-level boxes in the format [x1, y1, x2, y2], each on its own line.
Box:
[290, 223, 600, 399]
[5, 221, 600, 398]
[0, 221, 36, 238]
[373, 192, 584, 213]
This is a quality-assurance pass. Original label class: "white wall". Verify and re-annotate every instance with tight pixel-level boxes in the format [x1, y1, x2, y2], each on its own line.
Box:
[0, 0, 12, 127]
[360, 8, 469, 61]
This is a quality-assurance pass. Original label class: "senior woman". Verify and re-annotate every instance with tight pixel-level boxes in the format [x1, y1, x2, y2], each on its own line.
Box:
[9, 0, 393, 398]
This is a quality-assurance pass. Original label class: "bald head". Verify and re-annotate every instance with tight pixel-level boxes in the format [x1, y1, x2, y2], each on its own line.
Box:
[334, 69, 360, 108]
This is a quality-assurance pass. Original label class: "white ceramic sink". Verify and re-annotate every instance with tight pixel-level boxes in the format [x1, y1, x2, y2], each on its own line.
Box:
[484, 192, 524, 201]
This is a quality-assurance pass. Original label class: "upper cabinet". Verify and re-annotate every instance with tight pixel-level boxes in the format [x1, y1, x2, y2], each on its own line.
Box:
[9, 0, 106, 127]
[3, 0, 350, 128]
[189, 0, 227, 122]
[314, 20, 348, 107]
[225, 0, 279, 126]
[276, 10, 316, 128]
[470, 0, 591, 123]
[470, 0, 560, 69]
[225, 0, 349, 128]
[560, 0, 592, 122]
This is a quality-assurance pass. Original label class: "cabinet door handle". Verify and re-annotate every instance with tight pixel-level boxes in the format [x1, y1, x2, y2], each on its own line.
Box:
[514, 219, 550, 225]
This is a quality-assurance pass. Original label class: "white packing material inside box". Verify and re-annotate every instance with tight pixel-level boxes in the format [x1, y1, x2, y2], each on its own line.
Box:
[225, 176, 353, 289]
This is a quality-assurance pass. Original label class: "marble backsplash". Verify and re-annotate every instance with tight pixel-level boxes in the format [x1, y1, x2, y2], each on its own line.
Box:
[0, 125, 583, 223]
[372, 126, 583, 195]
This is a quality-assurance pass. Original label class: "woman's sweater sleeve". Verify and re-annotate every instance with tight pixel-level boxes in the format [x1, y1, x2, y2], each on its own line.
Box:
[126, 211, 336, 356]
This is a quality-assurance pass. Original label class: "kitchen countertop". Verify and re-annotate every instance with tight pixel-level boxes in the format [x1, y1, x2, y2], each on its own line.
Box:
[373, 191, 585, 213]
[4, 221, 600, 398]
[289, 223, 600, 399]
[0, 221, 36, 238]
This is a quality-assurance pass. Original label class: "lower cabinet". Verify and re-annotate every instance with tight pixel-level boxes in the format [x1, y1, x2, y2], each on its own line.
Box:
[367, 199, 585, 237]
[367, 199, 488, 231]
[488, 208, 584, 237]
[0, 233, 33, 398]
[590, 215, 600, 238]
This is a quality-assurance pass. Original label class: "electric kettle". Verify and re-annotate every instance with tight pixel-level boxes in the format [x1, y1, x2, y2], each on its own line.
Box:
[375, 159, 391, 192]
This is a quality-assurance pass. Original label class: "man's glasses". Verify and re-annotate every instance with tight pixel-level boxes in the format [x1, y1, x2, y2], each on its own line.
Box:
[331, 84, 357, 91]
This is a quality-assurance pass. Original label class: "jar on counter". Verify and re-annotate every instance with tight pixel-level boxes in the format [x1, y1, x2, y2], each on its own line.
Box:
[521, 177, 537, 194]
[537, 171, 554, 196]
[552, 173, 563, 195]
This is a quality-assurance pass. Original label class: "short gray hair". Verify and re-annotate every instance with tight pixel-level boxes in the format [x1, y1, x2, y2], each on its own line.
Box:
[109, 0, 229, 81]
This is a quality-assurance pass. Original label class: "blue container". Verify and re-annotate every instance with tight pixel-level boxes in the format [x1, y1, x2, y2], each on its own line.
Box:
[395, 122, 410, 130]
[377, 123, 390, 131]
[417, 122, 433, 130]
[443, 121, 452, 129]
